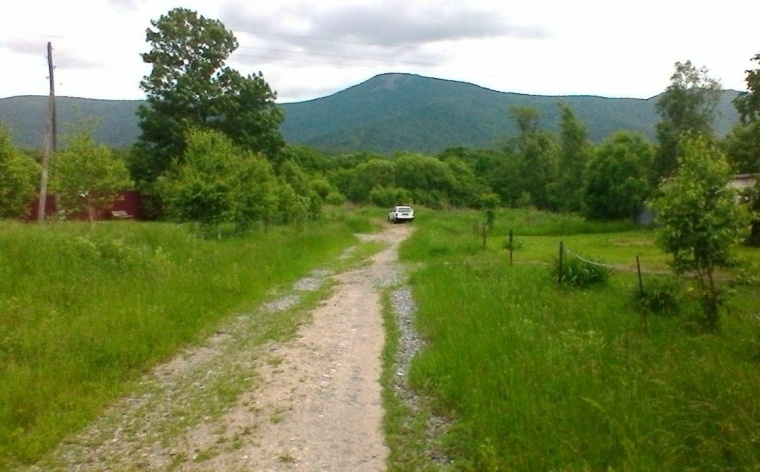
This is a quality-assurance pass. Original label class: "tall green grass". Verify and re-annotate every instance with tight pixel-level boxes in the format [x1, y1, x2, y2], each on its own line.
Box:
[399, 209, 760, 471]
[0, 218, 360, 467]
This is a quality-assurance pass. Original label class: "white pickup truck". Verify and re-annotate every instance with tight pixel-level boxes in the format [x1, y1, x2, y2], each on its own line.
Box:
[388, 205, 414, 223]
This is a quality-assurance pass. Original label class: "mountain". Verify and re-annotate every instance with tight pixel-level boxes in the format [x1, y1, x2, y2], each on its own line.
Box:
[0, 73, 742, 154]
[0, 96, 141, 149]
[279, 73, 741, 154]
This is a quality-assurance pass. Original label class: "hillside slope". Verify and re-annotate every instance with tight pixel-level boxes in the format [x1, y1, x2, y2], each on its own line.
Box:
[0, 73, 741, 154]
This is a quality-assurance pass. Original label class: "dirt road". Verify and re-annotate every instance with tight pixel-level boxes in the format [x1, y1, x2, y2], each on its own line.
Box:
[29, 223, 413, 471]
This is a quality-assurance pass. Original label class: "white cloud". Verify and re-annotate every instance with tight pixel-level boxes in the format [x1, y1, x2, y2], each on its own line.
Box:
[0, 0, 758, 101]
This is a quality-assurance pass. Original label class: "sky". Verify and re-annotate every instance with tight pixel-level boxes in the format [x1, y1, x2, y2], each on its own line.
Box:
[1, 0, 759, 103]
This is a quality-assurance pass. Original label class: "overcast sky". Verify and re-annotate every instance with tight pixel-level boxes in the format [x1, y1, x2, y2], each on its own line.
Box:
[1, 0, 759, 103]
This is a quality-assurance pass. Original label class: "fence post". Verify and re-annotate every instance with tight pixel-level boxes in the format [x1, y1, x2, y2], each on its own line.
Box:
[558, 241, 564, 284]
[482, 222, 488, 248]
[509, 230, 513, 265]
[636, 255, 644, 297]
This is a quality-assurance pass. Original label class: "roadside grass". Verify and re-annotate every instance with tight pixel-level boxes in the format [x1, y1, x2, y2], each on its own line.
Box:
[0, 217, 365, 467]
[397, 208, 760, 471]
[381, 288, 443, 472]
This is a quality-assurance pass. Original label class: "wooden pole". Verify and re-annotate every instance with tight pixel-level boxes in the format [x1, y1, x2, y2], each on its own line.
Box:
[509, 230, 513, 265]
[636, 255, 644, 297]
[37, 42, 56, 221]
[558, 241, 564, 284]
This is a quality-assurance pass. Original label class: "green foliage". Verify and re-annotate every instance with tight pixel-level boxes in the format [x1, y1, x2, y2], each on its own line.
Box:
[650, 134, 751, 329]
[347, 158, 396, 203]
[0, 125, 38, 219]
[733, 52, 760, 124]
[552, 253, 611, 287]
[133, 7, 283, 214]
[369, 186, 410, 208]
[725, 120, 760, 174]
[635, 276, 684, 316]
[479, 192, 499, 228]
[1, 75, 743, 153]
[0, 218, 360, 467]
[51, 126, 132, 221]
[396, 210, 760, 471]
[551, 103, 592, 212]
[324, 191, 347, 206]
[160, 129, 244, 229]
[745, 180, 760, 246]
[654, 61, 722, 181]
[583, 131, 655, 221]
[394, 152, 458, 207]
[508, 107, 560, 210]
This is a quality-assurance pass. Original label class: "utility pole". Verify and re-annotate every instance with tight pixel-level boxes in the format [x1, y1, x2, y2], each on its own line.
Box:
[38, 41, 56, 221]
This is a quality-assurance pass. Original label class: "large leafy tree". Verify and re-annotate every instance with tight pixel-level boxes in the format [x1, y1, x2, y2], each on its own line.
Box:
[551, 103, 592, 212]
[347, 159, 396, 203]
[729, 51, 760, 245]
[733, 52, 760, 124]
[654, 61, 722, 182]
[51, 128, 133, 221]
[583, 131, 654, 221]
[132, 8, 284, 213]
[650, 135, 750, 330]
[159, 129, 278, 233]
[508, 107, 559, 210]
[0, 125, 39, 219]
[394, 153, 458, 207]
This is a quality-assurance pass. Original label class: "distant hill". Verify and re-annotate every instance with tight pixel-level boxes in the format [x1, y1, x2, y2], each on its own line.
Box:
[0, 96, 141, 149]
[0, 73, 742, 154]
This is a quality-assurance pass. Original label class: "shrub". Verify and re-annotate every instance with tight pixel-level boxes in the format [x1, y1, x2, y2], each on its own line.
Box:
[552, 254, 611, 288]
[634, 276, 684, 316]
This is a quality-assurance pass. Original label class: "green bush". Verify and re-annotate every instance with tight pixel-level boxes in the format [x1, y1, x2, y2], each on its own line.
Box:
[634, 276, 684, 316]
[552, 254, 611, 287]
[369, 186, 411, 208]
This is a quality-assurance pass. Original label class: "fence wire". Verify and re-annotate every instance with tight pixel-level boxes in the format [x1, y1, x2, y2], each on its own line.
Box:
[564, 246, 618, 270]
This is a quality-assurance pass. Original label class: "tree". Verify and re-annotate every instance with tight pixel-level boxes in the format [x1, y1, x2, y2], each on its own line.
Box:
[347, 159, 396, 203]
[733, 52, 760, 124]
[51, 128, 132, 221]
[551, 103, 592, 212]
[506, 107, 559, 210]
[654, 61, 722, 182]
[0, 125, 39, 219]
[650, 135, 751, 330]
[583, 131, 654, 221]
[132, 8, 283, 214]
[727, 51, 760, 245]
[160, 129, 242, 231]
[394, 153, 458, 207]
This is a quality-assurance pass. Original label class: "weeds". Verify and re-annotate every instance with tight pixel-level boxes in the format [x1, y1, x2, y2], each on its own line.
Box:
[397, 208, 760, 470]
[0, 218, 361, 467]
[553, 254, 611, 287]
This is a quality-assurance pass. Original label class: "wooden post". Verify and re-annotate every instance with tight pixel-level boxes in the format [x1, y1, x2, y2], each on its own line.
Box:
[509, 230, 513, 265]
[636, 255, 644, 297]
[482, 222, 487, 248]
[558, 241, 564, 284]
[38, 42, 56, 221]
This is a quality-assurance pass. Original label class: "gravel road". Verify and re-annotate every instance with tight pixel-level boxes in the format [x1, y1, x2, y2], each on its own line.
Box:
[26, 223, 415, 472]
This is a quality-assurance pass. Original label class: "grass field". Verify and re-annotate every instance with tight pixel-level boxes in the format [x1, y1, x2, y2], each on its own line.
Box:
[394, 209, 760, 471]
[0, 215, 368, 467]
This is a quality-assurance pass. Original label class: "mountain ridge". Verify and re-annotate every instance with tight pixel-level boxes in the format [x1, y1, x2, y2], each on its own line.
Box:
[0, 72, 742, 154]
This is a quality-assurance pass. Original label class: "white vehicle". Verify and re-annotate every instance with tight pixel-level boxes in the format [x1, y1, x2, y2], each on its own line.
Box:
[388, 205, 414, 223]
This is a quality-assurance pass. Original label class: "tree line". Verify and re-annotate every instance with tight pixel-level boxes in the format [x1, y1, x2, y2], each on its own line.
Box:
[1, 8, 759, 243]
